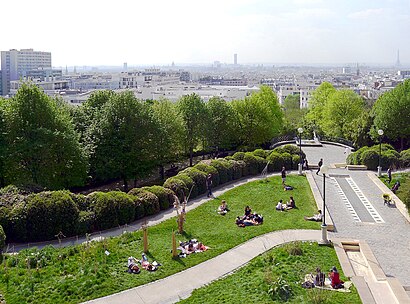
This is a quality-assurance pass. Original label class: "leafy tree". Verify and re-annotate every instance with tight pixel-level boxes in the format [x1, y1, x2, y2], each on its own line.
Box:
[177, 94, 207, 166]
[372, 79, 410, 150]
[322, 89, 365, 140]
[0, 98, 6, 187]
[305, 82, 336, 133]
[231, 86, 283, 148]
[91, 91, 156, 191]
[150, 99, 184, 180]
[4, 83, 87, 189]
[282, 94, 308, 132]
[205, 97, 236, 154]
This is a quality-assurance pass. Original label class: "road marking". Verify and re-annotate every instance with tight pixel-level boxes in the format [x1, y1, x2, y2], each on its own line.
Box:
[330, 177, 361, 222]
[346, 178, 384, 223]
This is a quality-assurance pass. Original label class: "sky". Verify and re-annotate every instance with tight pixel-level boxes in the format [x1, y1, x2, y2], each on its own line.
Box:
[1, 0, 409, 66]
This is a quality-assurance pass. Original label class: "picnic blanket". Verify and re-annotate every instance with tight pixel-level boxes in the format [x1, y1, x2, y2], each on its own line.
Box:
[303, 274, 352, 292]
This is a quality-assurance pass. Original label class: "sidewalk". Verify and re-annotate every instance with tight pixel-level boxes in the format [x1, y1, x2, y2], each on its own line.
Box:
[85, 230, 321, 304]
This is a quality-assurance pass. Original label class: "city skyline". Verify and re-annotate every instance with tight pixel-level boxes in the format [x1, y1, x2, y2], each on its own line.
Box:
[2, 0, 409, 66]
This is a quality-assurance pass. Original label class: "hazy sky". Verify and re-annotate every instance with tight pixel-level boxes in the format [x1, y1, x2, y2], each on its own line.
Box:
[2, 0, 409, 66]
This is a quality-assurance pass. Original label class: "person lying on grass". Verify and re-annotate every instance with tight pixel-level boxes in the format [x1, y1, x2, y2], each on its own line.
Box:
[218, 200, 230, 215]
[178, 239, 208, 257]
[304, 210, 322, 222]
[236, 212, 263, 227]
[127, 256, 141, 274]
[139, 253, 160, 272]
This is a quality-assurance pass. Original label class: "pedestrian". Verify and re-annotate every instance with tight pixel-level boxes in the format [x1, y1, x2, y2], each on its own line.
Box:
[206, 173, 213, 197]
[387, 167, 392, 184]
[316, 158, 323, 175]
[281, 166, 286, 185]
[305, 158, 309, 170]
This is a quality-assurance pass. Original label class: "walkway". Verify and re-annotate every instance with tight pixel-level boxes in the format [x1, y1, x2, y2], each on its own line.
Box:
[85, 230, 321, 304]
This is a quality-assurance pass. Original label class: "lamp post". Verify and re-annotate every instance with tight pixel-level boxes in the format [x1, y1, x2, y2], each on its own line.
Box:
[298, 127, 303, 175]
[319, 165, 329, 244]
[377, 129, 384, 177]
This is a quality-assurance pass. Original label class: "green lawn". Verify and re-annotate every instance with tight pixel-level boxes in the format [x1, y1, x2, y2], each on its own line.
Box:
[0, 175, 321, 303]
[180, 241, 361, 304]
[381, 172, 409, 205]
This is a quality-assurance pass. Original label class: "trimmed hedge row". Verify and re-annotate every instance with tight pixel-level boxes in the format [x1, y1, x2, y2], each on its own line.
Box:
[0, 144, 304, 243]
[347, 145, 408, 170]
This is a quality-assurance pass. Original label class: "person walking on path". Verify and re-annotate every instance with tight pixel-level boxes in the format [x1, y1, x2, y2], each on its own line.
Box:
[316, 158, 323, 175]
[387, 167, 392, 184]
[281, 167, 286, 185]
[206, 173, 213, 197]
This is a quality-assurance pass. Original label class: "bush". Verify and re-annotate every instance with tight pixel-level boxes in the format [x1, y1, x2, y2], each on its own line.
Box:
[253, 149, 268, 159]
[243, 153, 259, 175]
[174, 173, 198, 198]
[180, 168, 207, 195]
[210, 159, 230, 184]
[143, 185, 175, 210]
[0, 224, 5, 252]
[381, 150, 400, 169]
[281, 144, 305, 158]
[87, 192, 118, 231]
[25, 191, 80, 241]
[77, 211, 95, 235]
[292, 155, 301, 170]
[0, 185, 26, 207]
[254, 155, 268, 173]
[266, 152, 285, 172]
[346, 153, 355, 165]
[0, 207, 9, 232]
[109, 191, 135, 225]
[218, 158, 234, 181]
[400, 149, 410, 168]
[7, 203, 27, 242]
[163, 176, 189, 201]
[229, 160, 243, 180]
[194, 162, 220, 186]
[70, 193, 88, 211]
[361, 150, 379, 170]
[232, 151, 246, 161]
[128, 189, 160, 217]
[353, 146, 369, 164]
[280, 152, 292, 170]
[403, 187, 410, 212]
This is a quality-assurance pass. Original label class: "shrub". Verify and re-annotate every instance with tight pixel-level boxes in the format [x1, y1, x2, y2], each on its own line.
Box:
[266, 152, 285, 172]
[70, 193, 88, 211]
[281, 144, 305, 158]
[225, 155, 234, 161]
[210, 159, 230, 184]
[280, 152, 292, 170]
[0, 224, 5, 252]
[361, 150, 379, 170]
[254, 155, 268, 173]
[194, 162, 220, 186]
[109, 191, 135, 225]
[163, 177, 188, 202]
[353, 146, 369, 164]
[87, 192, 118, 231]
[174, 173, 198, 198]
[7, 203, 27, 242]
[232, 151, 246, 161]
[143, 185, 175, 210]
[0, 207, 9, 232]
[180, 168, 207, 195]
[268, 276, 292, 301]
[400, 149, 410, 168]
[243, 153, 259, 175]
[218, 158, 234, 181]
[25, 191, 80, 241]
[346, 153, 355, 165]
[403, 187, 410, 212]
[0, 185, 26, 207]
[229, 160, 243, 180]
[128, 189, 160, 216]
[381, 150, 400, 169]
[253, 149, 268, 159]
[77, 211, 95, 235]
[292, 155, 301, 170]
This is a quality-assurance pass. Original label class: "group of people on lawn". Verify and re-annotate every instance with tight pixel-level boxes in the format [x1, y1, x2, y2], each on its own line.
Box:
[310, 266, 344, 289]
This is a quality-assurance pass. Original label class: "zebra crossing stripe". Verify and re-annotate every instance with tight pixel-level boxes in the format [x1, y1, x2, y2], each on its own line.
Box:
[330, 177, 361, 222]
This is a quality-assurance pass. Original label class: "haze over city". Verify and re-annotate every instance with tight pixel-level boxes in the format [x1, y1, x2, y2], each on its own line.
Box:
[2, 0, 409, 66]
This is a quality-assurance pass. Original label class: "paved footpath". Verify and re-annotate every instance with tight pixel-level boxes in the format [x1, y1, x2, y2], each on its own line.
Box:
[304, 144, 410, 288]
[85, 230, 320, 304]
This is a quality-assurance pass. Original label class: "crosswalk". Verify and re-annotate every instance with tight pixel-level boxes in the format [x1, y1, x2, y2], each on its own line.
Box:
[331, 177, 361, 222]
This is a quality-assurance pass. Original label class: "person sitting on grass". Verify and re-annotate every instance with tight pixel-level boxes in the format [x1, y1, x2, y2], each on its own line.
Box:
[314, 267, 325, 286]
[391, 181, 400, 193]
[244, 205, 252, 216]
[329, 266, 344, 289]
[276, 199, 286, 211]
[286, 196, 296, 210]
[218, 200, 229, 215]
[304, 210, 322, 222]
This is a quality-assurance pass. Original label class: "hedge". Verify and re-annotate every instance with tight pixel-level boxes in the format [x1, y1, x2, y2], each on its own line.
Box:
[77, 211, 95, 235]
[163, 177, 189, 201]
[253, 149, 268, 159]
[281, 152, 293, 170]
[7, 203, 27, 242]
[266, 152, 285, 172]
[180, 168, 207, 195]
[128, 189, 160, 217]
[174, 173, 198, 199]
[109, 191, 135, 225]
[292, 155, 301, 170]
[401, 149, 410, 168]
[143, 185, 175, 210]
[217, 159, 234, 182]
[243, 153, 259, 175]
[0, 224, 5, 252]
[361, 150, 379, 170]
[210, 159, 230, 184]
[232, 151, 246, 161]
[194, 162, 220, 186]
[229, 160, 243, 180]
[87, 192, 119, 230]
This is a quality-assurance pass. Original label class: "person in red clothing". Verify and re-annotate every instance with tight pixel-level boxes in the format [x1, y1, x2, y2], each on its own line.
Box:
[329, 266, 344, 289]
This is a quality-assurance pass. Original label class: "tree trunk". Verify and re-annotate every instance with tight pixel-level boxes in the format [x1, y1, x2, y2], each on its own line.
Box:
[123, 179, 129, 192]
[159, 165, 164, 181]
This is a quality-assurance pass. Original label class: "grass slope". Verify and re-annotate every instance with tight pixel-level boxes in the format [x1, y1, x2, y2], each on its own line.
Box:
[0, 175, 320, 303]
[180, 241, 361, 304]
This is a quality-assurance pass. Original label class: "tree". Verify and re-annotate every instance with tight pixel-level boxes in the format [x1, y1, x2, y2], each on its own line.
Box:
[322, 89, 365, 140]
[231, 86, 283, 148]
[91, 91, 156, 191]
[4, 83, 87, 189]
[177, 94, 207, 166]
[282, 94, 308, 132]
[0, 98, 6, 187]
[205, 97, 236, 155]
[372, 79, 410, 150]
[305, 82, 336, 133]
[150, 99, 184, 180]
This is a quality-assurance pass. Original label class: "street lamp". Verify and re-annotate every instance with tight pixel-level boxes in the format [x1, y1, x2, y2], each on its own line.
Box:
[319, 164, 329, 244]
[377, 129, 384, 177]
[297, 127, 304, 175]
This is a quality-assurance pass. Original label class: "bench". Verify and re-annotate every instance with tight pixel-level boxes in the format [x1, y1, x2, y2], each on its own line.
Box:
[347, 165, 367, 170]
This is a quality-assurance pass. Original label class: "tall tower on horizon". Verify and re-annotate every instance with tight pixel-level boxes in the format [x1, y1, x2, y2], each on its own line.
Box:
[234, 53, 238, 65]
[396, 49, 401, 67]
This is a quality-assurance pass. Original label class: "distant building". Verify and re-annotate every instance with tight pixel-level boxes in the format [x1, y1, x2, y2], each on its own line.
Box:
[398, 70, 410, 79]
[0, 71, 2, 96]
[234, 53, 238, 65]
[10, 79, 69, 96]
[123, 62, 128, 72]
[1, 48, 52, 95]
